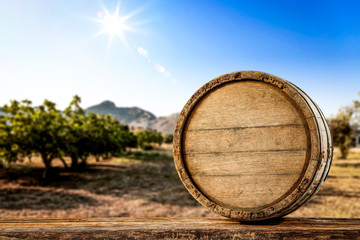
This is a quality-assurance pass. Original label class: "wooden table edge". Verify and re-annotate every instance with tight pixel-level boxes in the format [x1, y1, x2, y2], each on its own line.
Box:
[0, 217, 359, 239]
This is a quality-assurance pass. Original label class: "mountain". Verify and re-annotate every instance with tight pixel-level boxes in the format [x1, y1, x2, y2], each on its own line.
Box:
[86, 100, 178, 133]
[149, 113, 179, 133]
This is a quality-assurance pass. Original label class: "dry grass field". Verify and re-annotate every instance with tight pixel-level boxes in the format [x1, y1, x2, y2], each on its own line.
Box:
[0, 146, 359, 219]
[289, 148, 360, 218]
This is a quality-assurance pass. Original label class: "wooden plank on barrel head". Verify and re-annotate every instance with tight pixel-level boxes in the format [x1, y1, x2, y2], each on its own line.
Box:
[185, 151, 307, 176]
[184, 125, 307, 153]
[192, 173, 302, 209]
[186, 81, 304, 130]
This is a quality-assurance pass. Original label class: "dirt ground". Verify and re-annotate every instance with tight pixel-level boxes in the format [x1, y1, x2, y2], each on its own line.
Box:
[0, 146, 359, 219]
[289, 148, 360, 218]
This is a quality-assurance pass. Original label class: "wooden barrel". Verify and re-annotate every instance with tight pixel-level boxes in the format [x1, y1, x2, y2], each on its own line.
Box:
[173, 71, 333, 221]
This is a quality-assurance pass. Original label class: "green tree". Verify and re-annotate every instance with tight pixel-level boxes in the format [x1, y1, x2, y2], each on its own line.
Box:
[30, 100, 67, 178]
[352, 92, 360, 128]
[0, 113, 18, 167]
[0, 100, 35, 166]
[162, 133, 173, 144]
[63, 95, 88, 169]
[0, 95, 138, 176]
[0, 99, 67, 176]
[135, 129, 163, 150]
[90, 114, 136, 159]
[328, 107, 354, 159]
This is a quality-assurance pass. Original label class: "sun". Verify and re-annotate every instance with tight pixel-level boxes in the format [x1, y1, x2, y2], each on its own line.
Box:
[102, 14, 126, 38]
[92, 2, 137, 48]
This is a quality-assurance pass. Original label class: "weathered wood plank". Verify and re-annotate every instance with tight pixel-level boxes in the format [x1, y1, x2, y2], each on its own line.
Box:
[184, 81, 303, 130]
[184, 125, 307, 153]
[191, 174, 302, 209]
[0, 218, 359, 239]
[185, 150, 307, 175]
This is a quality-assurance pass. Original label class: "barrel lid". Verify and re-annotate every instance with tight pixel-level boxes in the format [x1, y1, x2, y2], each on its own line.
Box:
[173, 71, 325, 221]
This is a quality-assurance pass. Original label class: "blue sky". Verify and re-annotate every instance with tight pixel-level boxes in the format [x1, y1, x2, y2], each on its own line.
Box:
[0, 0, 359, 117]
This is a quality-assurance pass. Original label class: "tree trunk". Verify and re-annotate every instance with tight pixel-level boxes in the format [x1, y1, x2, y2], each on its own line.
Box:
[103, 153, 111, 160]
[70, 154, 78, 169]
[41, 153, 52, 179]
[17, 153, 24, 163]
[339, 137, 351, 159]
[59, 156, 68, 169]
[27, 154, 32, 163]
[79, 156, 87, 167]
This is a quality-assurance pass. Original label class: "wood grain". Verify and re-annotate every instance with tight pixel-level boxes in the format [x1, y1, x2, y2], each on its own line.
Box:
[0, 217, 358, 239]
[185, 81, 303, 130]
[184, 125, 307, 153]
[173, 71, 332, 221]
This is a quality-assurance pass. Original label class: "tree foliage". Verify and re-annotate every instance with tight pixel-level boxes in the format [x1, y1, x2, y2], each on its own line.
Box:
[134, 129, 163, 150]
[353, 93, 360, 127]
[328, 92, 360, 159]
[162, 133, 173, 144]
[0, 96, 136, 178]
[328, 107, 354, 159]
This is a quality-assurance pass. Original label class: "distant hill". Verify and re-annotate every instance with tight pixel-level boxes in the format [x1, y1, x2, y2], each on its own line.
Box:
[86, 100, 178, 133]
[148, 113, 179, 133]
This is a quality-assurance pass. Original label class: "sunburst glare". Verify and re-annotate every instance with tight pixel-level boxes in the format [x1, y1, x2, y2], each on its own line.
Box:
[91, 2, 138, 49]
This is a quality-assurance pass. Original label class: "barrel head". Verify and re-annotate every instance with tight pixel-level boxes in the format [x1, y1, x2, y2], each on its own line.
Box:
[173, 71, 332, 221]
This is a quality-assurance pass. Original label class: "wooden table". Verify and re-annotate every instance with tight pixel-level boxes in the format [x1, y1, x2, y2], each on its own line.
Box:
[0, 217, 359, 239]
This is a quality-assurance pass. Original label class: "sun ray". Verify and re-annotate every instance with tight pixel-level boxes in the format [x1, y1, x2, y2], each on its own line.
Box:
[100, 2, 111, 17]
[122, 5, 144, 21]
[114, 2, 120, 16]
